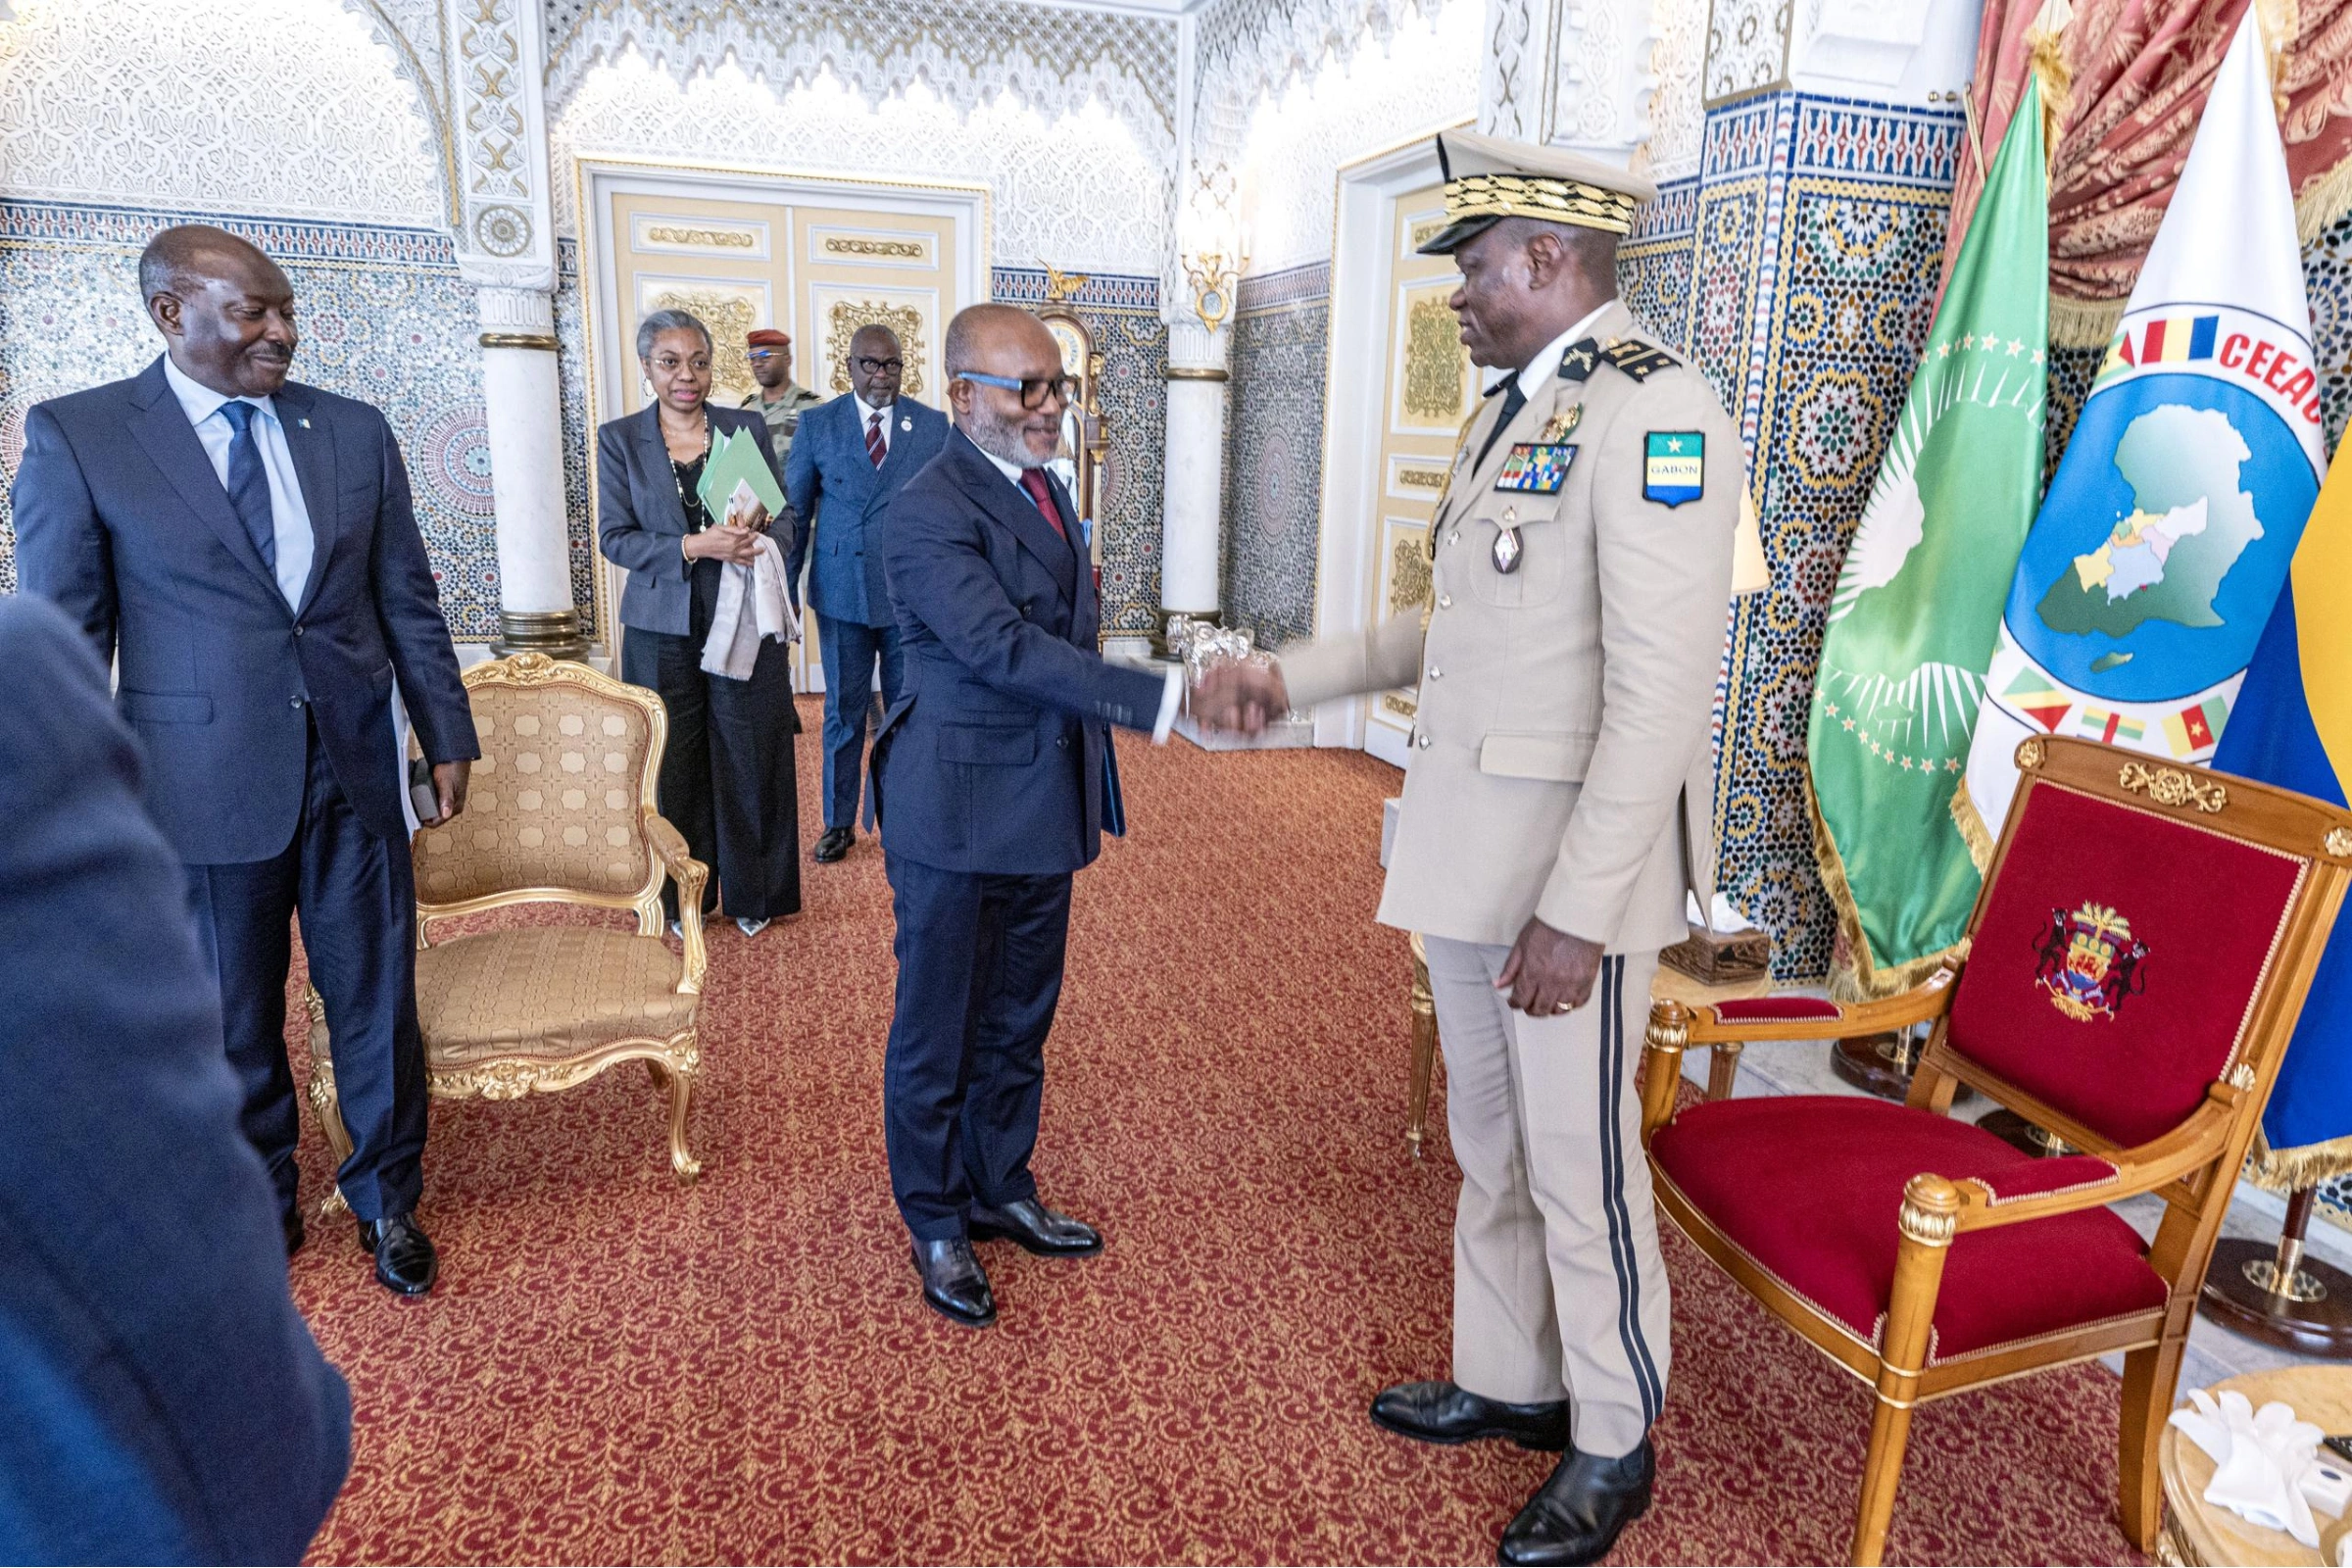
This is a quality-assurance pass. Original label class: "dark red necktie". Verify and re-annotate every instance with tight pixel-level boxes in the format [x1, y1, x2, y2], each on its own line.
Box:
[864, 409, 886, 467]
[1018, 468, 1068, 541]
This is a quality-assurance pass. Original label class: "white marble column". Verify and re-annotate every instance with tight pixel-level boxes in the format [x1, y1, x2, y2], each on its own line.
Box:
[476, 285, 584, 658]
[1159, 318, 1230, 636]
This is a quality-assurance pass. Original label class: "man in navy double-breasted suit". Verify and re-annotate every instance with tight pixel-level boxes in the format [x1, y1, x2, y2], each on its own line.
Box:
[870, 305, 1181, 1329]
[784, 322, 950, 863]
[11, 225, 478, 1297]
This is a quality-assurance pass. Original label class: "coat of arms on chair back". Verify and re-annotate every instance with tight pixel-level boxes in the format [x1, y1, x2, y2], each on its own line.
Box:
[1947, 737, 2346, 1150]
[414, 654, 668, 913]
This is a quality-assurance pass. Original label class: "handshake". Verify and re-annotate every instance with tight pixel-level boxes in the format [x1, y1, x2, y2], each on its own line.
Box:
[1189, 660, 1292, 736]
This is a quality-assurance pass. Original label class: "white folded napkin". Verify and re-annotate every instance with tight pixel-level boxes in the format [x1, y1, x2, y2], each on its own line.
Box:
[700, 530, 800, 681]
[2170, 1387, 2326, 1547]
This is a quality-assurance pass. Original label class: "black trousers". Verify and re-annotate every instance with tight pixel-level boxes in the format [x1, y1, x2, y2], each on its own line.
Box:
[881, 852, 1073, 1242]
[186, 719, 426, 1223]
[620, 559, 803, 922]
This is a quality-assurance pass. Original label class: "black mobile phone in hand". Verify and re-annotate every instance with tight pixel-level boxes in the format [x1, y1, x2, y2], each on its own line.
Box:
[408, 757, 440, 822]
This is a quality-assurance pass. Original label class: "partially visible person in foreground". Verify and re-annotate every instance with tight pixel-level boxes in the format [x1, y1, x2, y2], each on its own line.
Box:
[0, 593, 352, 1564]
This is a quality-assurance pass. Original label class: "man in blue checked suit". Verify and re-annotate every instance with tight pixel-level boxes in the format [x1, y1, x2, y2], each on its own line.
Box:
[11, 225, 476, 1298]
[869, 305, 1183, 1331]
[784, 322, 950, 864]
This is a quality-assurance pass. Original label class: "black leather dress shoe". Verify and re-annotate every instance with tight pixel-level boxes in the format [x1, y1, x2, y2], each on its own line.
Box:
[359, 1213, 439, 1297]
[283, 1209, 307, 1258]
[1497, 1439, 1654, 1566]
[1370, 1381, 1571, 1451]
[912, 1239, 996, 1327]
[811, 827, 855, 863]
[968, 1198, 1102, 1257]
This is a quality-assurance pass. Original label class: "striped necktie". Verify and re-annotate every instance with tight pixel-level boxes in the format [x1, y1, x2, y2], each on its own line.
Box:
[864, 408, 887, 467]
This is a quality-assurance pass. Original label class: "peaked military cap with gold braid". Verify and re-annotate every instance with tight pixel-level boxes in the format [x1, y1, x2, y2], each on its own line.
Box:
[1417, 128, 1660, 256]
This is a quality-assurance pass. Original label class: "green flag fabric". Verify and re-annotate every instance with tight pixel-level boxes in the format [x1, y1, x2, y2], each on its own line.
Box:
[1806, 78, 2049, 998]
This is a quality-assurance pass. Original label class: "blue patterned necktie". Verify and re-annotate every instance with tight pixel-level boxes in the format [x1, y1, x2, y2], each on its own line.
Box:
[217, 400, 277, 571]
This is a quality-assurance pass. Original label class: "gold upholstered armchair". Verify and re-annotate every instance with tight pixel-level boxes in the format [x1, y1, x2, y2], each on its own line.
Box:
[309, 653, 710, 1194]
[1640, 738, 2352, 1564]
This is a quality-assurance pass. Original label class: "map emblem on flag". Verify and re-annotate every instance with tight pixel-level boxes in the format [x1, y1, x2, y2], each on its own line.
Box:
[2032, 901, 2150, 1022]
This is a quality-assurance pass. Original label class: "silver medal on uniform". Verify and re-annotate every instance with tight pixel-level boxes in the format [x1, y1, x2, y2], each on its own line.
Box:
[1493, 527, 1522, 573]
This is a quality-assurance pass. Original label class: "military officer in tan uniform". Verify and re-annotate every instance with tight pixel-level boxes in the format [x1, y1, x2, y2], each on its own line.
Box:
[1199, 130, 1739, 1566]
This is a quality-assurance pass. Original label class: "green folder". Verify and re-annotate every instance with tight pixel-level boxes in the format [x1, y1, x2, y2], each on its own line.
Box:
[695, 426, 787, 523]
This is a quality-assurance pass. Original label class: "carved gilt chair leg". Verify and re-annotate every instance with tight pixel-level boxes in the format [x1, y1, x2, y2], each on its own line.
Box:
[1407, 933, 1438, 1158]
[303, 1054, 356, 1217]
[1705, 1040, 1744, 1102]
[650, 1060, 701, 1183]
[2116, 1337, 2184, 1550]
[1641, 1002, 1690, 1145]
[1851, 1175, 1959, 1567]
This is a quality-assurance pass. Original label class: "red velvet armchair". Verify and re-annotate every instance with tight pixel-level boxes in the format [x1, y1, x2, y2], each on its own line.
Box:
[1641, 737, 2352, 1565]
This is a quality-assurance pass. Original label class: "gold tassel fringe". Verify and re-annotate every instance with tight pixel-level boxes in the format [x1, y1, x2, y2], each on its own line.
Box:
[2243, 1125, 2352, 1191]
[1809, 773, 1971, 1003]
[1948, 777, 1998, 875]
[2298, 152, 2352, 243]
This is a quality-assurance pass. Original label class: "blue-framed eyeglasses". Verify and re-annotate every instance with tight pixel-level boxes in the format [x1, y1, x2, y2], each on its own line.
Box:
[956, 369, 1078, 410]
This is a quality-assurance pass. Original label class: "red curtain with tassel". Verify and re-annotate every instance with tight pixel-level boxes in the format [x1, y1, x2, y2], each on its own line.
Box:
[1944, 0, 2352, 327]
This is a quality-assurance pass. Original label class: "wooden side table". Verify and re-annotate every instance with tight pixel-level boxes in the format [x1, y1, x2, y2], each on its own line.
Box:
[1402, 950, 1771, 1157]
[2160, 1367, 2352, 1565]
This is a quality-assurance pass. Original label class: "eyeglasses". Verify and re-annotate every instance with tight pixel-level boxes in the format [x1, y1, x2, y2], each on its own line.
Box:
[854, 356, 905, 375]
[956, 369, 1078, 410]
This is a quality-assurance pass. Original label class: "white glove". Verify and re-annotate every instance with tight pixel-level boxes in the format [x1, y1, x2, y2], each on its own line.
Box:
[2170, 1388, 2325, 1547]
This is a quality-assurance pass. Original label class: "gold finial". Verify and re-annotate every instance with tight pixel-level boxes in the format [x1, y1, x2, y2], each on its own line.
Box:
[1040, 262, 1090, 304]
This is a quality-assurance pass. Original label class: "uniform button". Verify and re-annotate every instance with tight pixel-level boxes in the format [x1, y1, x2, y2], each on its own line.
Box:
[1055, 736, 1069, 750]
[1416, 734, 1433, 750]
[1439, 594, 1452, 609]
[1447, 531, 1459, 545]
[292, 624, 305, 637]
[1427, 667, 1443, 680]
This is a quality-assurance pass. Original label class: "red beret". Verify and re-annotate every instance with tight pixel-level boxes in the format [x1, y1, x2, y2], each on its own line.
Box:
[746, 328, 791, 348]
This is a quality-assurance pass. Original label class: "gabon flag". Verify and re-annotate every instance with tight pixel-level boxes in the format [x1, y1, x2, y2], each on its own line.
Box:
[2212, 448, 2352, 1181]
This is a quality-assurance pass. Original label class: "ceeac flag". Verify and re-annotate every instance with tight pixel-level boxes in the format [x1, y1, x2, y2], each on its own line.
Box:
[1955, 6, 2325, 846]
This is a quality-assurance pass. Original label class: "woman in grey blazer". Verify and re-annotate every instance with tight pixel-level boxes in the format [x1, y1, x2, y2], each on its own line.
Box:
[598, 309, 801, 936]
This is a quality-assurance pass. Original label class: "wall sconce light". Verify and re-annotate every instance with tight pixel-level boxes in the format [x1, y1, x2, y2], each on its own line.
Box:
[1182, 250, 1246, 333]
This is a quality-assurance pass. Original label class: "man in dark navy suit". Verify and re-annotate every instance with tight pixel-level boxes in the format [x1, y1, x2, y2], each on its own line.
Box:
[784, 323, 950, 864]
[11, 224, 479, 1296]
[870, 304, 1182, 1328]
[0, 593, 353, 1564]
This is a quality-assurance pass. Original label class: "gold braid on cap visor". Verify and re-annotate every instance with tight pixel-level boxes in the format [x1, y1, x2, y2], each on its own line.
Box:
[1443, 172, 1639, 235]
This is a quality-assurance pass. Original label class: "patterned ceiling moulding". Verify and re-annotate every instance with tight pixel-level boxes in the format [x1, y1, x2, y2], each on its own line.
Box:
[0, 0, 444, 225]
[1191, 0, 1451, 168]
[1950, 0, 2352, 345]
[1703, 0, 1794, 105]
[541, 0, 1178, 150]
[1482, 0, 1664, 159]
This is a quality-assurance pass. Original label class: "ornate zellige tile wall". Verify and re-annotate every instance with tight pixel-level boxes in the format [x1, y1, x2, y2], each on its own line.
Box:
[1220, 262, 1332, 650]
[1620, 93, 1968, 983]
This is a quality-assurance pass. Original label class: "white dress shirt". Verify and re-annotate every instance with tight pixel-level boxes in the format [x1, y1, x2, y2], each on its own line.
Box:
[163, 355, 315, 609]
[856, 393, 895, 456]
[1511, 301, 1618, 397]
[975, 439, 1179, 743]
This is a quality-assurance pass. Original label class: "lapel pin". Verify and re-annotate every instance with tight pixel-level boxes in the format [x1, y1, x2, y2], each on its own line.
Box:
[299, 417, 311, 428]
[901, 417, 912, 432]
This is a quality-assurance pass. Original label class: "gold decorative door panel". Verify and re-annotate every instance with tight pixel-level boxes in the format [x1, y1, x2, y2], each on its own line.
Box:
[1369, 184, 1479, 744]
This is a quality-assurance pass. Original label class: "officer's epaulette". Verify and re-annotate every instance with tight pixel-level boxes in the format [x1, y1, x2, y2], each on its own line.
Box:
[1595, 335, 1683, 381]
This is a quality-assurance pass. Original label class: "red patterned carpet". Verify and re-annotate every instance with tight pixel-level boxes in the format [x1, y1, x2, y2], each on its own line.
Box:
[284, 700, 2145, 1565]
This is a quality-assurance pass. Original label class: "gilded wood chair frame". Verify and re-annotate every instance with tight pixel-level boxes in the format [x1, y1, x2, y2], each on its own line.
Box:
[1640, 736, 2352, 1565]
[310, 653, 712, 1193]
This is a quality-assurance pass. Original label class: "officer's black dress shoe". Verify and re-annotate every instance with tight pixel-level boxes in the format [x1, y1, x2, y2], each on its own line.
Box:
[1497, 1439, 1654, 1566]
[283, 1208, 307, 1258]
[912, 1238, 996, 1327]
[359, 1213, 439, 1296]
[1370, 1381, 1571, 1451]
[968, 1198, 1102, 1257]
[811, 827, 855, 863]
